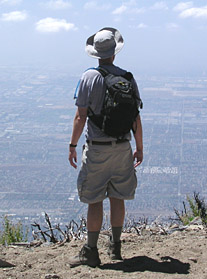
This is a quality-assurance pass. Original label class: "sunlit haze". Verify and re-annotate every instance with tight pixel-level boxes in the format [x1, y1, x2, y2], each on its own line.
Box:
[0, 0, 207, 75]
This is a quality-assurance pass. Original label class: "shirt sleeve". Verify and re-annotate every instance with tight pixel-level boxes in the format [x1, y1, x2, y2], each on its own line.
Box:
[75, 70, 104, 111]
[132, 78, 140, 98]
[75, 74, 91, 108]
[132, 78, 143, 110]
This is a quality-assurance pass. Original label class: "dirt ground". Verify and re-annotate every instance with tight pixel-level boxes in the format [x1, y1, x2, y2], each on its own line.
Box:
[1, 228, 207, 279]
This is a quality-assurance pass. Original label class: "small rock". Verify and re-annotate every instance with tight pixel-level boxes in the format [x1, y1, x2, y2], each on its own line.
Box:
[24, 262, 32, 269]
[130, 228, 138, 234]
[170, 224, 179, 229]
[149, 227, 160, 235]
[72, 270, 81, 275]
[141, 229, 151, 236]
[3, 267, 15, 272]
[45, 274, 60, 279]
[189, 257, 198, 263]
[186, 225, 204, 231]
[171, 230, 180, 236]
[121, 233, 137, 242]
[190, 217, 203, 225]
[167, 225, 188, 234]
[42, 242, 53, 247]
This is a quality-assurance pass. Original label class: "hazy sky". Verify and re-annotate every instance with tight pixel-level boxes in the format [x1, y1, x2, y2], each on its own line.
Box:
[0, 0, 207, 75]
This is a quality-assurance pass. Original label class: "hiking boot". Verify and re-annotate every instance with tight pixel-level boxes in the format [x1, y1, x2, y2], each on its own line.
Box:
[68, 244, 101, 268]
[108, 240, 122, 260]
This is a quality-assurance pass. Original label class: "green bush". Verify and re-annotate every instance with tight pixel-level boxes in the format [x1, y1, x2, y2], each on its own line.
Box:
[174, 192, 207, 226]
[0, 215, 28, 245]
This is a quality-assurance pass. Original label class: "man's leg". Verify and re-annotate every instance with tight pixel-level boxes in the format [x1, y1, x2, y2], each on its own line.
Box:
[108, 197, 125, 260]
[87, 201, 103, 248]
[69, 201, 103, 267]
[110, 197, 125, 228]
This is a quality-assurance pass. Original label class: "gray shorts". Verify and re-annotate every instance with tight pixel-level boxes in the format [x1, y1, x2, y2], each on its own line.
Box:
[77, 141, 137, 204]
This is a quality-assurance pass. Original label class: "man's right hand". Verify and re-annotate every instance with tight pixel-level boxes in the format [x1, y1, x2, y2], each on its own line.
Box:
[69, 148, 77, 169]
[133, 149, 143, 168]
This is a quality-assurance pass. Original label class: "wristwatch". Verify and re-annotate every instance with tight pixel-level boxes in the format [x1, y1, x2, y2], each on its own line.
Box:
[69, 143, 77, 148]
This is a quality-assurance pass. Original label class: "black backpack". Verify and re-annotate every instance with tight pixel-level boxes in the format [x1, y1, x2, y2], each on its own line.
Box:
[88, 67, 143, 138]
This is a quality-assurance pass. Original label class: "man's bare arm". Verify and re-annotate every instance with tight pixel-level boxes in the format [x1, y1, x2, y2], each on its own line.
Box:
[69, 107, 87, 169]
[133, 115, 143, 168]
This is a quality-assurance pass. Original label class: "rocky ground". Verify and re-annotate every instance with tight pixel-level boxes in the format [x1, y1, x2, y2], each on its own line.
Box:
[1, 221, 207, 279]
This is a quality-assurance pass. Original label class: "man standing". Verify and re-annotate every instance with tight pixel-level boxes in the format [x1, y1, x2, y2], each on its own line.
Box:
[68, 27, 143, 267]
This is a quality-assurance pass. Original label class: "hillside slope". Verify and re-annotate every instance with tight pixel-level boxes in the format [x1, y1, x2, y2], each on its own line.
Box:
[0, 228, 207, 279]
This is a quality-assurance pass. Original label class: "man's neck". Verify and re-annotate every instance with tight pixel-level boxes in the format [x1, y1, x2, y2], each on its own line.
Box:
[99, 61, 113, 66]
[99, 56, 115, 66]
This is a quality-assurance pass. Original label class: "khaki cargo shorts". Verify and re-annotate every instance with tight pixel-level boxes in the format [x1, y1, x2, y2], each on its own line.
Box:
[77, 141, 137, 204]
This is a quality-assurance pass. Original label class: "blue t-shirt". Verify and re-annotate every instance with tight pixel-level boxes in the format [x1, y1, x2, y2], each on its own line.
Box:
[75, 64, 141, 141]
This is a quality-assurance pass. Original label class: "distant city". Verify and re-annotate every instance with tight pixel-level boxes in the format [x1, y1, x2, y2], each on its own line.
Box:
[0, 65, 207, 229]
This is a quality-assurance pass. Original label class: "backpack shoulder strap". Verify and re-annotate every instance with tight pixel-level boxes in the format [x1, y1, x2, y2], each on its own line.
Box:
[95, 66, 109, 77]
[123, 72, 133, 81]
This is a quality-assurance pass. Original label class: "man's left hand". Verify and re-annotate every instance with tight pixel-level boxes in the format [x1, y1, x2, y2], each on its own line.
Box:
[69, 148, 77, 169]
